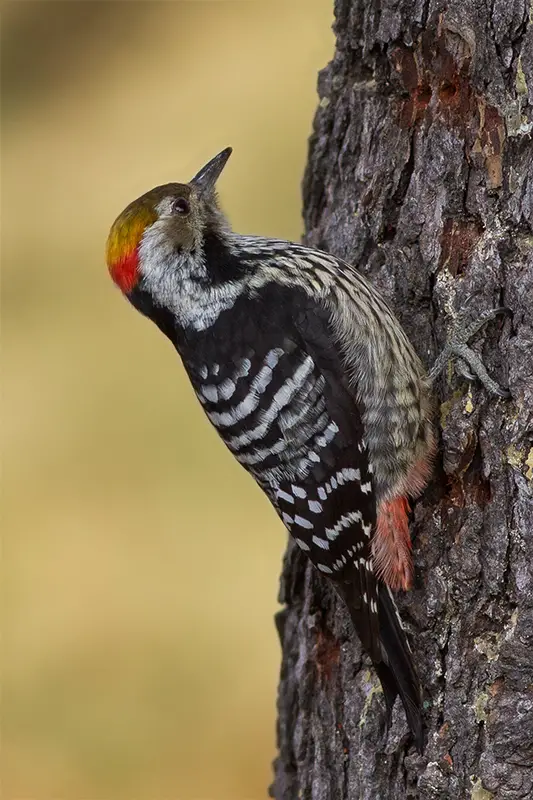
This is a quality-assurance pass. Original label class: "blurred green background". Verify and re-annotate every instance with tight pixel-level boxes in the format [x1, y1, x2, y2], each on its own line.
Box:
[2, 2, 334, 798]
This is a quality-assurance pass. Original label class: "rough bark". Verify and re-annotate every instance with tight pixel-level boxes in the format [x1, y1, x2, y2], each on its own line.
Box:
[272, 1, 533, 798]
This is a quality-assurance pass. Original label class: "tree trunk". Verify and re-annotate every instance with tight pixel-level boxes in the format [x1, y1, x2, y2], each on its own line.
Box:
[272, 1, 533, 797]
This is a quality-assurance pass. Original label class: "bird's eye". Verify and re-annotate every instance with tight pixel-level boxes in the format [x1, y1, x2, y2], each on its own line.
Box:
[172, 198, 190, 216]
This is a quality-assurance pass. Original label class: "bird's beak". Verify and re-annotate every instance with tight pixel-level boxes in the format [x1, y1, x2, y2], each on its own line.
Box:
[190, 147, 232, 196]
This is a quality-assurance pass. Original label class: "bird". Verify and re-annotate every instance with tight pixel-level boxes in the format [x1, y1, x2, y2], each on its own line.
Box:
[106, 147, 508, 751]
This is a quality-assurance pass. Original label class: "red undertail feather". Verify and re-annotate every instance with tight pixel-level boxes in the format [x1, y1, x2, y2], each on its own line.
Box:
[373, 496, 412, 591]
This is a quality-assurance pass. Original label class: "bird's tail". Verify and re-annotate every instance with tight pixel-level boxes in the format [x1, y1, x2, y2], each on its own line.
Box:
[373, 584, 424, 751]
[336, 576, 424, 750]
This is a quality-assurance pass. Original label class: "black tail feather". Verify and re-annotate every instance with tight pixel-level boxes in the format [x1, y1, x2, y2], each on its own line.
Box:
[375, 584, 424, 751]
[337, 578, 424, 750]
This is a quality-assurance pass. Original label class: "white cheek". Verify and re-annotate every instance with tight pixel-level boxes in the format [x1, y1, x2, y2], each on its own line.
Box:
[138, 222, 182, 302]
[137, 219, 245, 332]
[139, 221, 175, 269]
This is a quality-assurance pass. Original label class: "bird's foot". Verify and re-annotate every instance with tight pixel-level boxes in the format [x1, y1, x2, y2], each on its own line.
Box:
[428, 307, 511, 398]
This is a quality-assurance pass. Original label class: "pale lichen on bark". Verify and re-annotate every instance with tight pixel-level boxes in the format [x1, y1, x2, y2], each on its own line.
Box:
[272, 1, 533, 798]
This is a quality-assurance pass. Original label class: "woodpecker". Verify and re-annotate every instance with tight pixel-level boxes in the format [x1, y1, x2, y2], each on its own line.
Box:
[106, 148, 508, 751]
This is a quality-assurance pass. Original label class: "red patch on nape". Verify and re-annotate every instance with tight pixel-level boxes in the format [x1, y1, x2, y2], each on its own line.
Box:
[372, 496, 413, 591]
[110, 248, 139, 294]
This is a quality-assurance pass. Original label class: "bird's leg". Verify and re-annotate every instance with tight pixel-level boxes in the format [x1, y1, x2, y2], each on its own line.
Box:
[428, 307, 511, 398]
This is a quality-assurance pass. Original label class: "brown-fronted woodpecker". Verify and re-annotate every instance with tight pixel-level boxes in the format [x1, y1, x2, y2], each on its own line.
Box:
[106, 148, 509, 751]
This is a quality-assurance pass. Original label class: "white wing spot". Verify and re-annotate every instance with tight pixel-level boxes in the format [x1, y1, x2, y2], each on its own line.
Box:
[297, 457, 311, 475]
[235, 358, 251, 378]
[361, 482, 372, 494]
[294, 537, 310, 551]
[218, 378, 236, 401]
[339, 468, 360, 482]
[325, 511, 363, 540]
[201, 385, 219, 403]
[317, 487, 327, 501]
[316, 420, 339, 448]
[282, 512, 293, 526]
[317, 564, 333, 574]
[292, 485, 307, 499]
[252, 348, 284, 393]
[295, 514, 313, 530]
[308, 500, 323, 514]
[265, 349, 283, 369]
[276, 489, 294, 505]
[312, 536, 329, 549]
[255, 367, 273, 394]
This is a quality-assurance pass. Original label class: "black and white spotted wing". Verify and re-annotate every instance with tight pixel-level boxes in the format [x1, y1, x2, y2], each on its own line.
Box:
[181, 290, 380, 661]
[271, 305, 380, 662]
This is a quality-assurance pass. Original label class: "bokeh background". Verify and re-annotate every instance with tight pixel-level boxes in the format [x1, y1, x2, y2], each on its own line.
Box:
[3, 2, 334, 798]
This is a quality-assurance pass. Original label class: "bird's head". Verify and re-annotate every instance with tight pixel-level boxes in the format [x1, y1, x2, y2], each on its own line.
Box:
[106, 147, 233, 296]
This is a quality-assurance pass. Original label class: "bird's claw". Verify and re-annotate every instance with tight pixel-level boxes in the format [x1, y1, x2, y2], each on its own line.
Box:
[429, 306, 511, 398]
